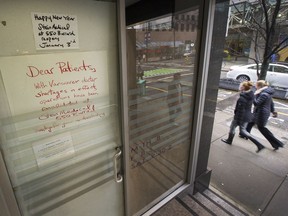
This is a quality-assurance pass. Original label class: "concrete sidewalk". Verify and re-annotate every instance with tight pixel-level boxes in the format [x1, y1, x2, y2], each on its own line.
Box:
[208, 108, 288, 215]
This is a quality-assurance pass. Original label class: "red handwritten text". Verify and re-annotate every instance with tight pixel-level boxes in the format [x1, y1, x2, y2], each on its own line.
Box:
[56, 60, 96, 74]
[35, 89, 68, 99]
[26, 66, 54, 78]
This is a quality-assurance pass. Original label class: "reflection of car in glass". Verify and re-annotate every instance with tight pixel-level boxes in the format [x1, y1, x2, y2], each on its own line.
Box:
[226, 63, 288, 88]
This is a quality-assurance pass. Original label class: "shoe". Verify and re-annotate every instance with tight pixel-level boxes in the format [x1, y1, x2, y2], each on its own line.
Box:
[256, 146, 265, 153]
[239, 135, 248, 140]
[273, 147, 279, 151]
[221, 138, 232, 145]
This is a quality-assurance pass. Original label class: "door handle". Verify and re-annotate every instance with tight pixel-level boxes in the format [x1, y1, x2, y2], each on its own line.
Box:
[113, 147, 123, 183]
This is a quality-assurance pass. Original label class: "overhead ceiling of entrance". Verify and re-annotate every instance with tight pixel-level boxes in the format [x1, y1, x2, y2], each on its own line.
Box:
[125, 0, 228, 25]
[125, 0, 175, 25]
[126, 0, 141, 7]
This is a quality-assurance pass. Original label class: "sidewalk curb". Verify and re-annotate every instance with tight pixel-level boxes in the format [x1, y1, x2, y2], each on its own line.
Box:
[219, 78, 288, 100]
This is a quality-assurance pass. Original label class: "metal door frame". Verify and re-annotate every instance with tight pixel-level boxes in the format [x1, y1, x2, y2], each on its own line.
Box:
[0, 152, 21, 216]
[0, 0, 217, 215]
[0, 1, 127, 216]
[118, 0, 216, 215]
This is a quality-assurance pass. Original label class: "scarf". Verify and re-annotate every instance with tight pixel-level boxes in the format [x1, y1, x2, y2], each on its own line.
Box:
[255, 86, 268, 95]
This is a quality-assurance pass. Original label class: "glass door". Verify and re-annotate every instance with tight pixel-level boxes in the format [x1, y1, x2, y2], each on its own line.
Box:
[125, 8, 200, 216]
[0, 0, 124, 216]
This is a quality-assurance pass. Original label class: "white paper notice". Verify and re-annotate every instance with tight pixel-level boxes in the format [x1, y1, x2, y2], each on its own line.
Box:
[33, 133, 75, 168]
[0, 51, 108, 134]
[31, 12, 79, 50]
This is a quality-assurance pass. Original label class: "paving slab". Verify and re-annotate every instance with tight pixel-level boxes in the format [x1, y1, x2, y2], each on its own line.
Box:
[208, 110, 288, 215]
[262, 177, 288, 216]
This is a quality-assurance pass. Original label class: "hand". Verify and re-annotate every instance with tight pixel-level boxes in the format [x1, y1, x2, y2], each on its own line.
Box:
[272, 111, 278, 118]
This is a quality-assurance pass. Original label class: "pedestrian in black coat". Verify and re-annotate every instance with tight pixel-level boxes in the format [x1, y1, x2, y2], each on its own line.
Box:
[167, 73, 183, 126]
[221, 81, 265, 153]
[245, 80, 284, 150]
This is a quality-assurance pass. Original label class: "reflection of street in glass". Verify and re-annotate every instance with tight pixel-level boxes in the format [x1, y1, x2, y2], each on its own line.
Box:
[128, 10, 199, 214]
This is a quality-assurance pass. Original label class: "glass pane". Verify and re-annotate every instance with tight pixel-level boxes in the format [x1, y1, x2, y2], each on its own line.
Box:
[126, 9, 199, 215]
[0, 1, 123, 216]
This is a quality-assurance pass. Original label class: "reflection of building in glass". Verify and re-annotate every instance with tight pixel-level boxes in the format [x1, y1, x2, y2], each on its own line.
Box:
[130, 11, 198, 62]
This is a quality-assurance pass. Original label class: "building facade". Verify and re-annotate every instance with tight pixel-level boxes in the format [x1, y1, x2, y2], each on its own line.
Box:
[0, 0, 229, 215]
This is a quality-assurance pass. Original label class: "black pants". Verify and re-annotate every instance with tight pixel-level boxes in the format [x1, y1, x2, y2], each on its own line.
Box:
[230, 120, 264, 149]
[246, 122, 283, 149]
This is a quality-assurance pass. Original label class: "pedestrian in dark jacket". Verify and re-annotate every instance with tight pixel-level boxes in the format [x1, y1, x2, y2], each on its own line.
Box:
[167, 73, 183, 126]
[221, 81, 265, 153]
[245, 80, 284, 150]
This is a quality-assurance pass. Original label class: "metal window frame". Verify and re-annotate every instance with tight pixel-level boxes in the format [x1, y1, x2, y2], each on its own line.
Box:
[118, 0, 217, 215]
[0, 0, 217, 215]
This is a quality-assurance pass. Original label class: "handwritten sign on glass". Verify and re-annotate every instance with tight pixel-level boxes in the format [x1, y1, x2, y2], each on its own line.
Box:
[0, 51, 108, 135]
[31, 12, 79, 50]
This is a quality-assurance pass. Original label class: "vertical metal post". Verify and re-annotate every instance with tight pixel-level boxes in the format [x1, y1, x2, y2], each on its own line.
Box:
[116, 0, 130, 215]
[187, 0, 216, 186]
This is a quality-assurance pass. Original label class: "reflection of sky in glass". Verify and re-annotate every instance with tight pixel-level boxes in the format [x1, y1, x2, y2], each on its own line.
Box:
[132, 10, 199, 31]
